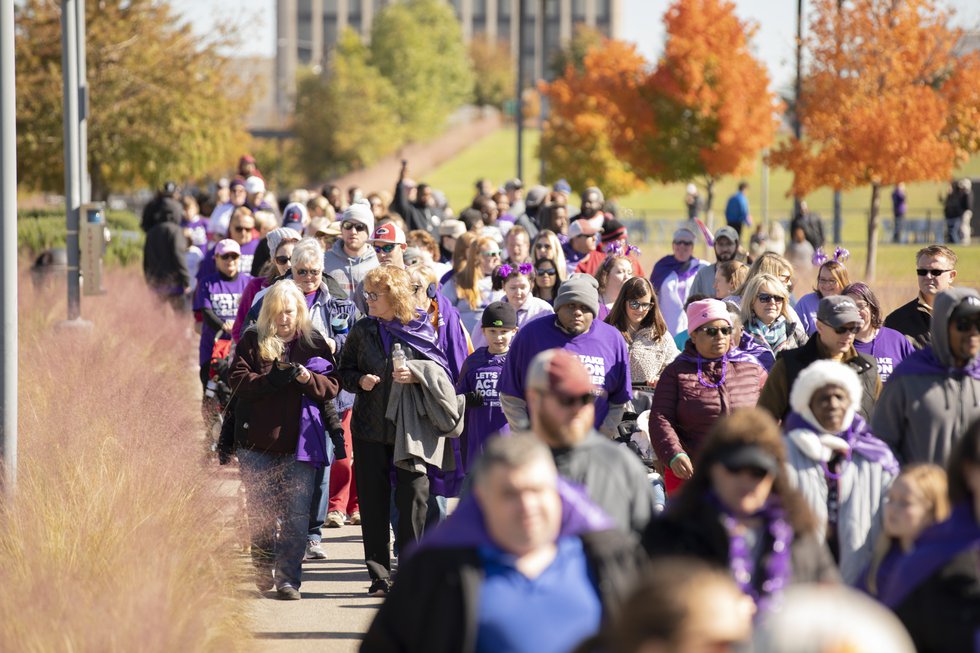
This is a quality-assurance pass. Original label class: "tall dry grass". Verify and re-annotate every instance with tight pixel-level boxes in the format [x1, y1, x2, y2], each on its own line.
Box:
[0, 270, 251, 651]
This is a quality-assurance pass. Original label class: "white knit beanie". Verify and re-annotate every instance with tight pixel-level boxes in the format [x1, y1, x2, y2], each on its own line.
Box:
[790, 360, 862, 433]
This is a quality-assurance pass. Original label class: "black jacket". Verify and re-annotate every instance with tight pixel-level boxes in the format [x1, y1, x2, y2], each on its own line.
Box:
[391, 180, 430, 233]
[883, 297, 931, 350]
[338, 317, 426, 445]
[140, 195, 182, 232]
[360, 530, 646, 653]
[143, 221, 190, 293]
[642, 500, 840, 589]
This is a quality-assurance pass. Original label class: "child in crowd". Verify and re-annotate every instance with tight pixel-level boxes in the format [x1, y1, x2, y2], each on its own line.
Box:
[455, 302, 518, 475]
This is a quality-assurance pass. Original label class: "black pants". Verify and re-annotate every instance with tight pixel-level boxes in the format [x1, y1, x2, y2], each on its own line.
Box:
[727, 221, 743, 237]
[352, 438, 428, 581]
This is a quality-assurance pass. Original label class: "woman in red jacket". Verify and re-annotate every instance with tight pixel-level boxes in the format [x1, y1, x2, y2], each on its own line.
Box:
[230, 280, 340, 600]
[649, 298, 768, 496]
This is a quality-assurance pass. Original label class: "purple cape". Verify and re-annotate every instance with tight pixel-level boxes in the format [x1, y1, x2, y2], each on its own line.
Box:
[376, 309, 452, 378]
[879, 503, 980, 608]
[650, 256, 701, 291]
[435, 291, 471, 380]
[784, 412, 899, 475]
[414, 477, 614, 555]
[296, 356, 334, 468]
[889, 346, 980, 381]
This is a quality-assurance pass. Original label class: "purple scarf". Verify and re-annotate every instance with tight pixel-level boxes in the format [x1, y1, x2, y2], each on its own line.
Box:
[677, 344, 765, 368]
[295, 356, 334, 468]
[784, 412, 900, 475]
[650, 256, 701, 291]
[889, 346, 980, 382]
[880, 502, 980, 608]
[435, 291, 471, 380]
[415, 477, 614, 554]
[376, 308, 452, 378]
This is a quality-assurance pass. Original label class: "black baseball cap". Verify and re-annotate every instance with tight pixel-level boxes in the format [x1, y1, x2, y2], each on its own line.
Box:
[482, 301, 518, 329]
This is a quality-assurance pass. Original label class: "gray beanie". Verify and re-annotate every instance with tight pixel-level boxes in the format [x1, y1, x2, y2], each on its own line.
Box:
[554, 273, 600, 316]
[267, 227, 302, 255]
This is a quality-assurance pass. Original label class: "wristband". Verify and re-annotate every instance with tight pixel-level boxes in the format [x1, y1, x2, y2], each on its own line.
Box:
[669, 452, 690, 465]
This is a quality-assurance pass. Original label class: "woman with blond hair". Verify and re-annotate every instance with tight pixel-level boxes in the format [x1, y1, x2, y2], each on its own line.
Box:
[530, 229, 568, 281]
[740, 274, 808, 371]
[230, 280, 340, 600]
[440, 235, 505, 335]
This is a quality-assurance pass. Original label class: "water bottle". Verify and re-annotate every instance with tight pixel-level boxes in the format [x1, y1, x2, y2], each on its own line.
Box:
[392, 343, 407, 370]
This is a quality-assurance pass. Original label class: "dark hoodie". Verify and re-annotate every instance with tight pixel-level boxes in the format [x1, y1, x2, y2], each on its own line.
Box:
[872, 287, 980, 465]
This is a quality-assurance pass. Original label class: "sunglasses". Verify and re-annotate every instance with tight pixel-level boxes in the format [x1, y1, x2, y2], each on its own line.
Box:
[628, 300, 653, 311]
[274, 255, 291, 266]
[554, 393, 595, 408]
[342, 221, 367, 232]
[535, 268, 557, 277]
[295, 268, 322, 278]
[917, 268, 952, 277]
[757, 293, 784, 304]
[722, 463, 771, 480]
[698, 326, 733, 337]
[232, 226, 252, 234]
[673, 240, 694, 246]
[954, 316, 980, 333]
[535, 243, 553, 250]
[825, 323, 861, 335]
[481, 251, 502, 258]
[362, 290, 387, 302]
[217, 253, 240, 261]
[374, 243, 397, 254]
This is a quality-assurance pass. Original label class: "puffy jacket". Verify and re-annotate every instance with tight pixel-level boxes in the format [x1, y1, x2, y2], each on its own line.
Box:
[230, 329, 340, 454]
[648, 342, 768, 463]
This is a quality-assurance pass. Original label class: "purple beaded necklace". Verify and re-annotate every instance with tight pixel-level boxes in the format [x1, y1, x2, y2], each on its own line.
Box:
[716, 496, 794, 615]
[696, 351, 729, 388]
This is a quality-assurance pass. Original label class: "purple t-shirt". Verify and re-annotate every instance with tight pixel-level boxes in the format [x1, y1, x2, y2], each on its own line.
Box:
[193, 272, 252, 367]
[498, 316, 632, 428]
[455, 347, 511, 471]
[182, 216, 210, 248]
[854, 326, 915, 383]
[196, 239, 259, 281]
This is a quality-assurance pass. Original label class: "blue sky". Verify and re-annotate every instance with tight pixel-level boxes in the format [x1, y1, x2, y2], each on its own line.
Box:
[170, 0, 980, 88]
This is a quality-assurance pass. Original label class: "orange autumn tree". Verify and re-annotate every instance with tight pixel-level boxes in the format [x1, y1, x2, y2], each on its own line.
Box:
[771, 0, 980, 279]
[539, 38, 648, 198]
[621, 0, 779, 214]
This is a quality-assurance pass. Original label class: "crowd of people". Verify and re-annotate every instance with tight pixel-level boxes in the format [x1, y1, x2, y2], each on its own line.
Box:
[140, 155, 979, 652]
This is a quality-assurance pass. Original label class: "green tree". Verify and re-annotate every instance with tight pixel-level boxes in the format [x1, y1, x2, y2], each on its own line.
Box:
[14, 0, 249, 199]
[469, 36, 515, 109]
[370, 0, 474, 138]
[293, 30, 404, 181]
[549, 24, 605, 77]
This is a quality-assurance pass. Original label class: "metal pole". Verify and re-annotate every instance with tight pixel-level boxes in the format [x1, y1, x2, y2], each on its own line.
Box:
[516, 0, 526, 182]
[76, 0, 90, 203]
[761, 149, 770, 224]
[833, 189, 842, 244]
[1, 0, 19, 495]
[793, 0, 803, 218]
[539, 0, 547, 183]
[62, 0, 82, 320]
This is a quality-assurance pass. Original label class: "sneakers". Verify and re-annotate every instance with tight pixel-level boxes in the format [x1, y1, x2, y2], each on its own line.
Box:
[254, 565, 275, 592]
[305, 540, 327, 560]
[276, 584, 301, 600]
[326, 510, 345, 528]
[368, 578, 391, 597]
[348, 511, 361, 525]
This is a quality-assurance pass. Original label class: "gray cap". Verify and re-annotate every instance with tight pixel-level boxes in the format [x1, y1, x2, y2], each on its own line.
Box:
[714, 225, 739, 243]
[525, 185, 549, 208]
[817, 295, 861, 328]
[553, 273, 600, 316]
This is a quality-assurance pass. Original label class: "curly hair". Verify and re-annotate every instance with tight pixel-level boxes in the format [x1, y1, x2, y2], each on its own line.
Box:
[364, 265, 418, 324]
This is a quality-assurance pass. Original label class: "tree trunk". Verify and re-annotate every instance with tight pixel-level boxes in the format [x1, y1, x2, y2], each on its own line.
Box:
[865, 183, 881, 280]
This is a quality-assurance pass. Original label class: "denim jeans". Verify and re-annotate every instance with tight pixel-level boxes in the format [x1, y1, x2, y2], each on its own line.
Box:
[238, 448, 316, 590]
[308, 438, 335, 544]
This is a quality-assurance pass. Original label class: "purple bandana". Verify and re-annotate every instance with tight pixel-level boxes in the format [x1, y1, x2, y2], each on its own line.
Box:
[889, 346, 980, 382]
[784, 412, 900, 475]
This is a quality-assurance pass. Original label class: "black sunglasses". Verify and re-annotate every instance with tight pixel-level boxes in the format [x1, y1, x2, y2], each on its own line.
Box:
[342, 221, 367, 232]
[757, 293, 784, 304]
[295, 268, 322, 277]
[916, 268, 952, 277]
[827, 323, 861, 335]
[698, 326, 732, 337]
[722, 463, 771, 479]
[274, 255, 291, 266]
[535, 268, 557, 276]
[232, 226, 251, 234]
[628, 300, 653, 311]
[673, 240, 694, 246]
[953, 316, 980, 333]
[555, 393, 595, 408]
[217, 253, 240, 261]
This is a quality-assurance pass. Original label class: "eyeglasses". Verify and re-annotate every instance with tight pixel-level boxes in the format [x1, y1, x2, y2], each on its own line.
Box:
[554, 393, 595, 408]
[362, 290, 387, 302]
[722, 463, 771, 480]
[698, 326, 733, 337]
[673, 240, 694, 247]
[757, 293, 784, 305]
[628, 300, 653, 311]
[295, 268, 322, 278]
[535, 268, 557, 277]
[917, 268, 952, 277]
[342, 221, 367, 232]
[825, 323, 861, 335]
[217, 253, 240, 261]
[953, 316, 980, 333]
[481, 250, 502, 258]
[374, 244, 397, 254]
[274, 255, 291, 266]
[817, 276, 838, 286]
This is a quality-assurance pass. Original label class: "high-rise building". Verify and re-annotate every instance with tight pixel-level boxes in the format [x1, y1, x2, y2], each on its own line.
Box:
[275, 0, 622, 118]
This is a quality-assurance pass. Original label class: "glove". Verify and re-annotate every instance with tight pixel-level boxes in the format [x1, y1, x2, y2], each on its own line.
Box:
[329, 430, 347, 460]
[464, 391, 484, 408]
[267, 362, 299, 388]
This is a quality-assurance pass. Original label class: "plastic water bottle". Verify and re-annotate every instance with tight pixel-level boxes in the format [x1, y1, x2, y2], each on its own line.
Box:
[392, 343, 407, 370]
